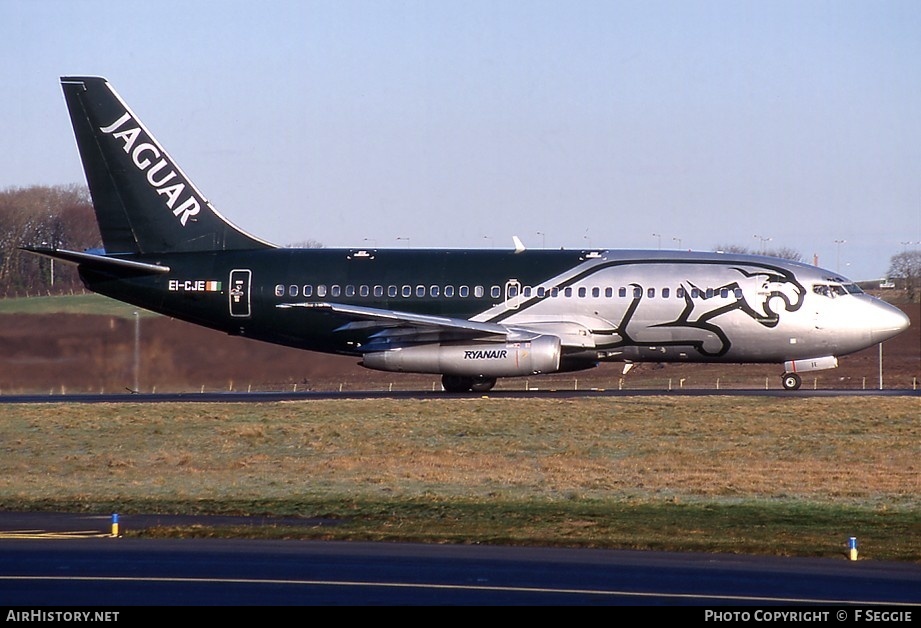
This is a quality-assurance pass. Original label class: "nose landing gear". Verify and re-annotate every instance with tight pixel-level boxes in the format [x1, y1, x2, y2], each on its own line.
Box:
[781, 372, 802, 390]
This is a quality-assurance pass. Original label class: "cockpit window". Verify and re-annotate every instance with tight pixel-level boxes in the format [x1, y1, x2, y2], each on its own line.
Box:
[843, 283, 863, 294]
[813, 283, 848, 298]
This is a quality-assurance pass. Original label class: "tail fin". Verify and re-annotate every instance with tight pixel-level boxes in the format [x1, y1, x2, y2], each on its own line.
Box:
[61, 76, 273, 254]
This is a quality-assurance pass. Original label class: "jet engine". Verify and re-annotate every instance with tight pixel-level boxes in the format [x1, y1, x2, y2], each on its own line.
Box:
[360, 334, 562, 377]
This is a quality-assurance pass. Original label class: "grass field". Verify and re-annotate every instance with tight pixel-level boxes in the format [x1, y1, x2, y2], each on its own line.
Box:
[0, 294, 157, 317]
[2, 396, 918, 561]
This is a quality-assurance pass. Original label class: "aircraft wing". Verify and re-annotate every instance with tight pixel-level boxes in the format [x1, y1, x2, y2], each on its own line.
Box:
[276, 301, 618, 351]
[277, 301, 534, 345]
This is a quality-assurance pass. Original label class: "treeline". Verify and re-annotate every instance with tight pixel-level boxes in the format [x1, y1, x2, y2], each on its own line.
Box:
[712, 243, 805, 262]
[0, 185, 101, 298]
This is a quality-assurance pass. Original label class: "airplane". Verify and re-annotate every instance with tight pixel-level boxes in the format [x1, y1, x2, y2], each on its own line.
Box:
[24, 76, 911, 393]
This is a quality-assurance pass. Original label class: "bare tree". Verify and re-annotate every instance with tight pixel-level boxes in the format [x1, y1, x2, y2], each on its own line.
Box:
[887, 250, 921, 302]
[713, 244, 803, 262]
[287, 239, 325, 248]
[763, 246, 804, 263]
[0, 185, 100, 296]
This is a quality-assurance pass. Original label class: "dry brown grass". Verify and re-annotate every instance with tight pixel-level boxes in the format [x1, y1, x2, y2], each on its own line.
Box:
[1, 397, 917, 508]
[3, 396, 919, 558]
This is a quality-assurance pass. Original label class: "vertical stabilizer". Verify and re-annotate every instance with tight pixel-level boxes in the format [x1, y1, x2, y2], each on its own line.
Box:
[61, 76, 273, 254]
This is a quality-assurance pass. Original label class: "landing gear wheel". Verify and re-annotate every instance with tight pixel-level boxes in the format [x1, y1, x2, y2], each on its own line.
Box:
[470, 376, 497, 393]
[782, 372, 802, 391]
[442, 375, 473, 393]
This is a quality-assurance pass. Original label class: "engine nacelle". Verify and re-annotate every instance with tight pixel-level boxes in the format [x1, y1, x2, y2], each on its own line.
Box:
[361, 335, 562, 377]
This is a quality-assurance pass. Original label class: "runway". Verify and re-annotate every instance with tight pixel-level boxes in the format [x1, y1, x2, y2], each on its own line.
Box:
[1, 513, 920, 606]
[1, 387, 919, 404]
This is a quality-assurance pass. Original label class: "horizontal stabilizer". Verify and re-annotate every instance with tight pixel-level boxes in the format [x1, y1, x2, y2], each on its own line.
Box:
[21, 247, 170, 274]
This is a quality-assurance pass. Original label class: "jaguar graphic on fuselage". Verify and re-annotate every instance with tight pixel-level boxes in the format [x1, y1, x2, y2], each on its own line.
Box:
[25, 77, 910, 392]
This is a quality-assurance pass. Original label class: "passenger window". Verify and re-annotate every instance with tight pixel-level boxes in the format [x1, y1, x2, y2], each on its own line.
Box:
[331, 285, 341, 297]
[720, 288, 729, 298]
[430, 285, 440, 297]
[564, 287, 573, 297]
[444, 286, 454, 297]
[275, 284, 284, 297]
[475, 286, 484, 298]
[690, 288, 699, 298]
[523, 286, 532, 297]
[289, 285, 298, 297]
[734, 288, 742, 299]
[416, 285, 425, 297]
[537, 287, 546, 298]
[459, 286, 469, 297]
[317, 284, 327, 297]
[633, 287, 642, 298]
[647, 288, 655, 298]
[592, 287, 600, 298]
[490, 286, 501, 298]
[303, 285, 313, 297]
[705, 288, 714, 299]
[619, 287, 627, 298]
[578, 287, 587, 298]
[677, 287, 685, 298]
[402, 285, 412, 297]
[605, 287, 613, 298]
[387, 285, 397, 298]
[359, 285, 369, 297]
[662, 287, 669, 298]
[550, 287, 559, 297]
[345, 285, 355, 297]
[508, 285, 519, 297]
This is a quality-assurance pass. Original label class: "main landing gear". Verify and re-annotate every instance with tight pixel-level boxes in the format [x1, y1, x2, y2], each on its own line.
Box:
[442, 375, 497, 393]
[781, 372, 802, 391]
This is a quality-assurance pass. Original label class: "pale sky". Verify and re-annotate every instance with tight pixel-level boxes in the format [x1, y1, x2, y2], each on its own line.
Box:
[3, 0, 920, 280]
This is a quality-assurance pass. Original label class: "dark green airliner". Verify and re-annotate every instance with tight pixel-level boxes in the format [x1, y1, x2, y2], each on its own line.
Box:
[25, 77, 910, 392]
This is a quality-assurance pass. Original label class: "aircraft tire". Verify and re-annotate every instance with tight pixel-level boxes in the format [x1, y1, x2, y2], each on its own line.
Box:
[442, 375, 473, 393]
[470, 376, 497, 392]
[781, 372, 802, 391]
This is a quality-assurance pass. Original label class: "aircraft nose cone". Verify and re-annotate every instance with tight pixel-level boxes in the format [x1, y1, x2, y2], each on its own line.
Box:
[870, 303, 911, 344]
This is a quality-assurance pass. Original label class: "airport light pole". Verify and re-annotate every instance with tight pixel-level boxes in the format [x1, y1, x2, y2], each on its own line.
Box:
[754, 234, 771, 255]
[653, 233, 661, 250]
[133, 311, 140, 393]
[673, 236, 682, 250]
[834, 240, 846, 273]
[879, 342, 884, 390]
[537, 231, 546, 248]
